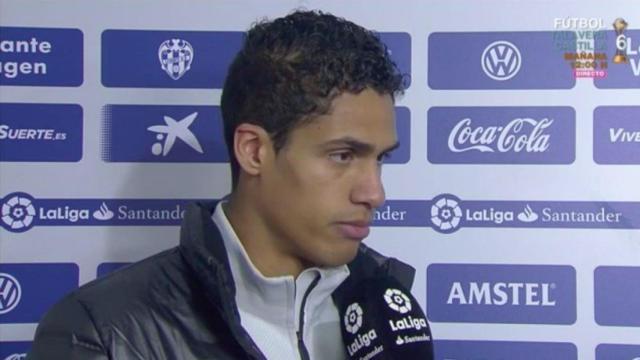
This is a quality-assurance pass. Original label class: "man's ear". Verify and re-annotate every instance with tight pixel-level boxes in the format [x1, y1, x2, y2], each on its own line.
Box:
[233, 123, 272, 177]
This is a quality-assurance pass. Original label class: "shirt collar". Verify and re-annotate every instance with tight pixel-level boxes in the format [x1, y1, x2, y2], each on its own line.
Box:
[211, 201, 349, 322]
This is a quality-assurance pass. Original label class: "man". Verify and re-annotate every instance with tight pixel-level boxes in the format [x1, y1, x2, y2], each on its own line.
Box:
[29, 10, 431, 359]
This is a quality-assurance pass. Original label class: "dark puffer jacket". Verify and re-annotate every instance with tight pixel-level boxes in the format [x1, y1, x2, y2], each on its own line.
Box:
[28, 201, 418, 359]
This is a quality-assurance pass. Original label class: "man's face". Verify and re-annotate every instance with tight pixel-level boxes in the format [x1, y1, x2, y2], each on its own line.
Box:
[259, 88, 398, 268]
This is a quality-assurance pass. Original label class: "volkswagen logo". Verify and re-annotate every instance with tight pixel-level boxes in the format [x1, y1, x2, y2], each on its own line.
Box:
[481, 40, 522, 81]
[0, 273, 22, 315]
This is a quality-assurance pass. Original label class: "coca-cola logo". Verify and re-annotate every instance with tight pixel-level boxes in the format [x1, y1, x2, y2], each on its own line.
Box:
[447, 118, 553, 153]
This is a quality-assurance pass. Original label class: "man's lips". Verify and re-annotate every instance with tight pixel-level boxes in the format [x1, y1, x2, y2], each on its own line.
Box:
[336, 221, 370, 240]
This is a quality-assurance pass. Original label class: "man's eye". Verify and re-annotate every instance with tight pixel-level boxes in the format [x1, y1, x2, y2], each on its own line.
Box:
[377, 152, 391, 164]
[329, 151, 354, 163]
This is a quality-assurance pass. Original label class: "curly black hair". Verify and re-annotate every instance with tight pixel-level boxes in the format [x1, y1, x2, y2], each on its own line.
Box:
[221, 10, 406, 187]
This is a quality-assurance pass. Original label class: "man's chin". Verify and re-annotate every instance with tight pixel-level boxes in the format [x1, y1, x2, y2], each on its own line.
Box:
[316, 243, 361, 268]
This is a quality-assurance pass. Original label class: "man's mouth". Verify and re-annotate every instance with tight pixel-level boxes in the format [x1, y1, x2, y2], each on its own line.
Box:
[336, 220, 370, 240]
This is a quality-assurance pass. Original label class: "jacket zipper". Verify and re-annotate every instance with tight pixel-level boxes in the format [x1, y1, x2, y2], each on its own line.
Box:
[296, 273, 321, 360]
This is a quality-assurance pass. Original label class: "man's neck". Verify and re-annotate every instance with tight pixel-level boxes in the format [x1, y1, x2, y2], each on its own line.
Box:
[223, 192, 307, 278]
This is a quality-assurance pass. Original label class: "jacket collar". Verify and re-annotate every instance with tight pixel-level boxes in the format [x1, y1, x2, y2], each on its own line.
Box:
[178, 200, 416, 358]
[178, 200, 266, 359]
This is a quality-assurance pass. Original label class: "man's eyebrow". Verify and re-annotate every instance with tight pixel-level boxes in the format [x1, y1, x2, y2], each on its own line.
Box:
[322, 137, 400, 154]
[382, 141, 400, 154]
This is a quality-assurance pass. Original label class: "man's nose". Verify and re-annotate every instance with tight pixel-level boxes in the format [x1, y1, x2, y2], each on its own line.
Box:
[351, 162, 385, 209]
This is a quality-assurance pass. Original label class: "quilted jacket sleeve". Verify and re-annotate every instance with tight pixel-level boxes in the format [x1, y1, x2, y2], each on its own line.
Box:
[28, 295, 109, 360]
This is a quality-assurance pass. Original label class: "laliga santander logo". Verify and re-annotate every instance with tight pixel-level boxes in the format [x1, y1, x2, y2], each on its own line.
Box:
[344, 302, 364, 334]
[1, 193, 36, 232]
[384, 287, 430, 342]
[344, 303, 378, 357]
[430, 194, 463, 233]
[158, 39, 194, 80]
[384, 288, 412, 314]
[1, 192, 118, 233]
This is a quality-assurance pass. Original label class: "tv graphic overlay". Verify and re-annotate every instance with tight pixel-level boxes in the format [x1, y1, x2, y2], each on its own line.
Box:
[427, 107, 576, 164]
[101, 30, 243, 88]
[594, 266, 640, 326]
[434, 340, 577, 360]
[101, 105, 227, 163]
[596, 344, 640, 360]
[428, 31, 576, 89]
[427, 264, 576, 324]
[553, 17, 608, 79]
[0, 341, 30, 360]
[594, 106, 640, 164]
[0, 192, 212, 233]
[595, 22, 640, 88]
[0, 263, 78, 324]
[0, 27, 83, 86]
[0, 103, 83, 162]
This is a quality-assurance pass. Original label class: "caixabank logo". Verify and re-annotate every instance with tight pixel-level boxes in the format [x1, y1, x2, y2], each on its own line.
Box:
[428, 31, 576, 89]
[1, 192, 206, 233]
[0, 27, 82, 86]
[427, 107, 576, 164]
[101, 30, 244, 88]
[101, 105, 228, 163]
[0, 263, 78, 324]
[594, 106, 640, 164]
[0, 103, 82, 162]
[0, 341, 30, 360]
[426, 264, 576, 324]
[371, 194, 640, 233]
[434, 340, 577, 360]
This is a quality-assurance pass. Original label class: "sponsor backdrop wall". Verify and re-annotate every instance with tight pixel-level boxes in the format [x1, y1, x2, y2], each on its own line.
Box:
[1, 0, 639, 359]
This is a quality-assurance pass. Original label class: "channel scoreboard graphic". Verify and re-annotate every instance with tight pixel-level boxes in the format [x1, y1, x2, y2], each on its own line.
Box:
[1, 3, 640, 360]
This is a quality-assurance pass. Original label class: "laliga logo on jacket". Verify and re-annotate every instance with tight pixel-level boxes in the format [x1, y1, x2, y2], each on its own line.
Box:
[338, 276, 434, 360]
